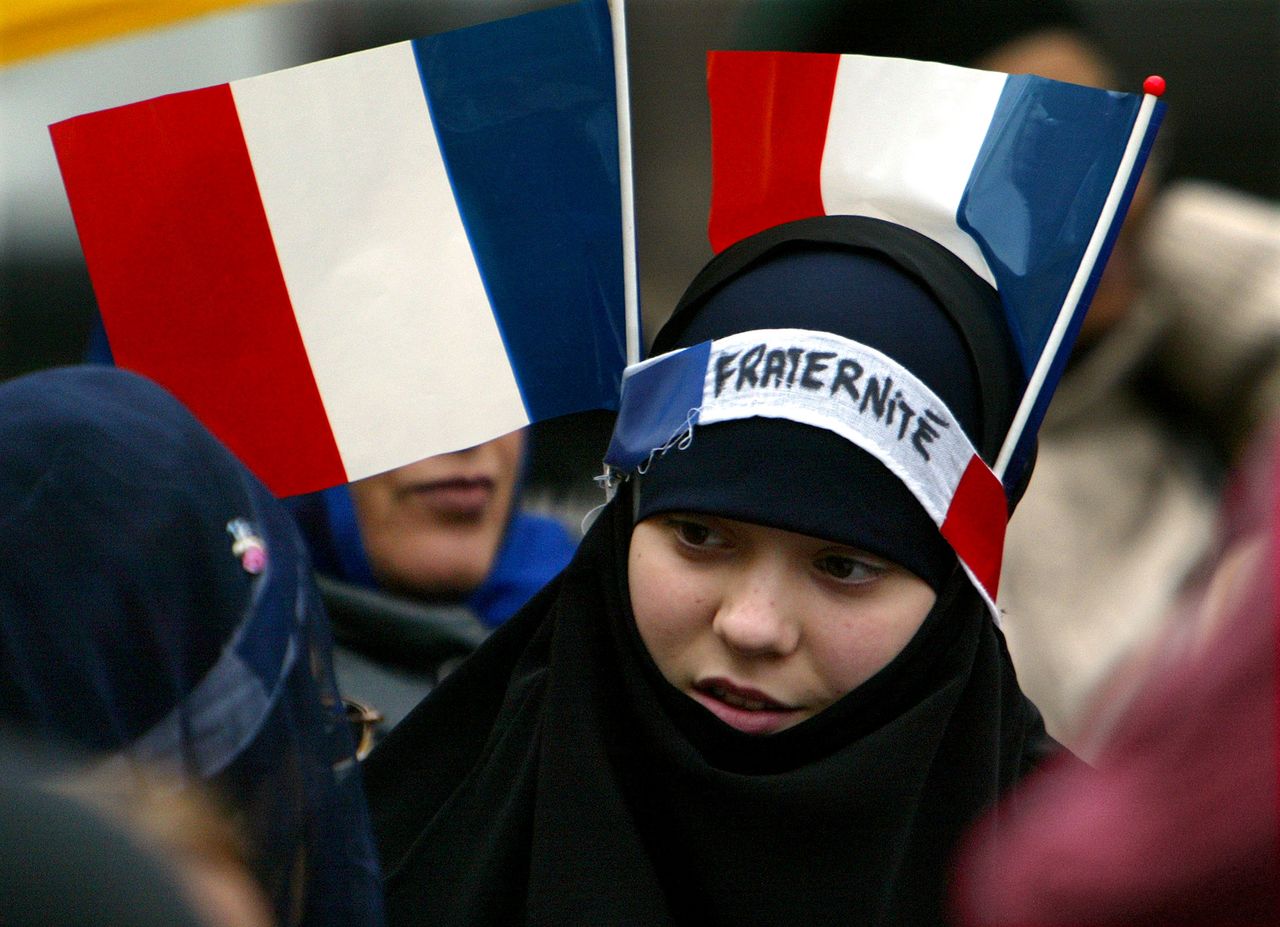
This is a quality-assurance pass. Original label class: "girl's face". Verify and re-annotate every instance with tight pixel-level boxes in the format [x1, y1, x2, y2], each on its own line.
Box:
[628, 513, 937, 735]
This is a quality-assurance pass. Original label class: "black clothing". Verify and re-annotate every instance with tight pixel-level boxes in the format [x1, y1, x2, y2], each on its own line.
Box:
[364, 490, 1056, 927]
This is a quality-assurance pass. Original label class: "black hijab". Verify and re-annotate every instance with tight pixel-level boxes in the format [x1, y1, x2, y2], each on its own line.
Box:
[366, 487, 1052, 926]
[364, 219, 1056, 926]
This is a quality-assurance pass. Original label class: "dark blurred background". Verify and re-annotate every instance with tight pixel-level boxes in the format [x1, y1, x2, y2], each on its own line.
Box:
[2, 0, 1276, 496]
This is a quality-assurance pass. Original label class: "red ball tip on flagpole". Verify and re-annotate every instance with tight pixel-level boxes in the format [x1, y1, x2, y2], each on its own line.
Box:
[1143, 75, 1166, 97]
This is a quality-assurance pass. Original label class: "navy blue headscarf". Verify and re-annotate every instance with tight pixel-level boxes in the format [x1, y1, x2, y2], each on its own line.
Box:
[0, 366, 385, 927]
[636, 216, 1027, 591]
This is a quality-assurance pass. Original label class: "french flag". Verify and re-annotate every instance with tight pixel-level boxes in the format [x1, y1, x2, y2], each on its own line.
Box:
[707, 51, 1164, 483]
[50, 0, 626, 498]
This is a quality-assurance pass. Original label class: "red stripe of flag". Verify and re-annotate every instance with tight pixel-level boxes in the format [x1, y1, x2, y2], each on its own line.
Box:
[50, 85, 346, 497]
[940, 456, 1008, 600]
[707, 51, 840, 254]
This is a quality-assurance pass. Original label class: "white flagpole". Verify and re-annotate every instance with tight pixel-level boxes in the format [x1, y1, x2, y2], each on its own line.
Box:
[609, 0, 641, 366]
[993, 79, 1164, 480]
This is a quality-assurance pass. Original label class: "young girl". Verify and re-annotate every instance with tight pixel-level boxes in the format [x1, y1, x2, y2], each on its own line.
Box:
[363, 215, 1061, 926]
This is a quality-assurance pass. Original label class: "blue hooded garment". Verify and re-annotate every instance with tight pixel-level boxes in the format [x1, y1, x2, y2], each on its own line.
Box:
[298, 482, 577, 628]
[0, 366, 386, 927]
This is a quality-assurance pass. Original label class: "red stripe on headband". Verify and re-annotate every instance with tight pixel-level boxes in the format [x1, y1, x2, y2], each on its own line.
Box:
[940, 455, 1008, 599]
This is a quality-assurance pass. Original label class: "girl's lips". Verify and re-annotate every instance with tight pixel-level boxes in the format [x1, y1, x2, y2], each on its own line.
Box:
[692, 678, 800, 735]
[402, 476, 495, 517]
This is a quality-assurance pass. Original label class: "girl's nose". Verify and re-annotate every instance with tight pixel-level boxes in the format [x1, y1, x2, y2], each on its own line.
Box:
[712, 576, 801, 657]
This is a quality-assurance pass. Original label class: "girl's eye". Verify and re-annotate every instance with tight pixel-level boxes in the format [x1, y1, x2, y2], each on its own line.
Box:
[815, 554, 885, 584]
[667, 518, 726, 549]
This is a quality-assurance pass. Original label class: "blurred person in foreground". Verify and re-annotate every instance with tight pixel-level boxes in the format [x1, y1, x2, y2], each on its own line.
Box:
[0, 736, 274, 927]
[0, 741, 236, 927]
[953, 421, 1280, 926]
[741, 0, 1280, 750]
[0, 365, 386, 927]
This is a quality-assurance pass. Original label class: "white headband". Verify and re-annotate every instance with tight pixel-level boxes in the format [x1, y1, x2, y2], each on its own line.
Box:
[605, 328, 1007, 620]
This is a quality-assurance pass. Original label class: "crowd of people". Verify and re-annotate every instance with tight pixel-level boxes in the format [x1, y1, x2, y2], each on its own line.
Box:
[3, 1, 1278, 926]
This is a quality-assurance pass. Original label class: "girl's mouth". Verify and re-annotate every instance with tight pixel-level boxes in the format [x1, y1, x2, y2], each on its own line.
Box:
[692, 678, 800, 735]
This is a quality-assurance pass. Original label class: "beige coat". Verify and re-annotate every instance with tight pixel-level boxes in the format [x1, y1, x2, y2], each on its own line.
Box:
[998, 180, 1280, 750]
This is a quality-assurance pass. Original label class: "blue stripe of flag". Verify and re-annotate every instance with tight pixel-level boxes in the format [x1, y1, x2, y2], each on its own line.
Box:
[412, 0, 627, 424]
[1000, 102, 1166, 483]
[958, 74, 1143, 378]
